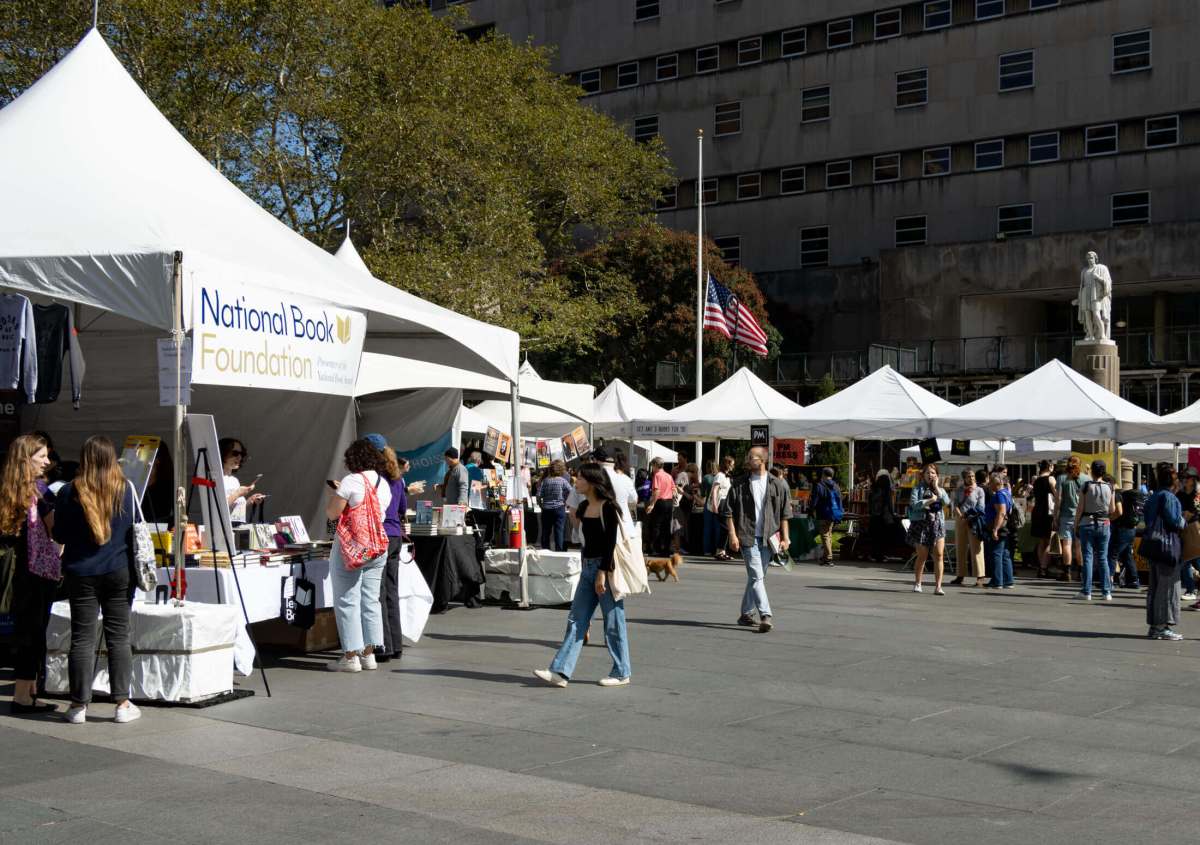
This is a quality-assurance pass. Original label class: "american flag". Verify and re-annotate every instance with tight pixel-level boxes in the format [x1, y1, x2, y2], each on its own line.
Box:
[703, 274, 769, 357]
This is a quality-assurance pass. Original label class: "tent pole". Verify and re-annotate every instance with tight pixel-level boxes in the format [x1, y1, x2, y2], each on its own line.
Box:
[171, 251, 186, 600]
[1175, 443, 1181, 469]
[628, 420, 635, 472]
[848, 439, 855, 490]
[695, 128, 704, 471]
[512, 382, 528, 609]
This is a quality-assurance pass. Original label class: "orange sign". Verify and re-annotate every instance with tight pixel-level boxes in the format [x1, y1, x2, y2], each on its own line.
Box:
[773, 438, 806, 466]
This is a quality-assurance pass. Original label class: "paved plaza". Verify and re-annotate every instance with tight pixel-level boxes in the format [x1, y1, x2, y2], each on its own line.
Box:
[4, 558, 1200, 844]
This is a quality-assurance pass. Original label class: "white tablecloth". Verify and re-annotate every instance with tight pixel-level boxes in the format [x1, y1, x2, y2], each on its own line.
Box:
[136, 560, 333, 675]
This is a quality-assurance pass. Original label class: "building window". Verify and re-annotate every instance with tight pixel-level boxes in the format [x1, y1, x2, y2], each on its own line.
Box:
[825, 160, 852, 190]
[579, 69, 601, 95]
[924, 0, 951, 30]
[715, 101, 742, 136]
[633, 115, 659, 143]
[1028, 131, 1059, 163]
[975, 139, 1004, 170]
[923, 146, 951, 177]
[781, 27, 807, 58]
[895, 215, 927, 247]
[976, 0, 1004, 21]
[696, 45, 720, 74]
[1145, 115, 1180, 149]
[1111, 191, 1150, 227]
[997, 203, 1033, 238]
[896, 68, 928, 108]
[736, 173, 761, 201]
[999, 50, 1034, 91]
[634, 0, 659, 22]
[873, 154, 901, 183]
[617, 61, 639, 89]
[800, 226, 830, 268]
[737, 37, 762, 66]
[696, 178, 718, 206]
[1085, 123, 1118, 157]
[875, 9, 902, 40]
[656, 54, 678, 81]
[1113, 30, 1151, 74]
[655, 185, 677, 211]
[827, 19, 854, 49]
[1030, 0, 1059, 8]
[713, 235, 741, 266]
[780, 166, 806, 194]
[801, 86, 831, 123]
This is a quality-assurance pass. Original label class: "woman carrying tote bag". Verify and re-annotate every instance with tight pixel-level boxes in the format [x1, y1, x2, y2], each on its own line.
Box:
[1143, 463, 1187, 641]
[534, 463, 632, 688]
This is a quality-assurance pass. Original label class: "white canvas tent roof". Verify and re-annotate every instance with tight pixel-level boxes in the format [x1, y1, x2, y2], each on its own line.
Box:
[0, 30, 519, 382]
[641, 368, 805, 441]
[591, 378, 669, 439]
[929, 360, 1164, 441]
[900, 439, 1070, 465]
[779, 365, 956, 440]
[1147, 400, 1200, 443]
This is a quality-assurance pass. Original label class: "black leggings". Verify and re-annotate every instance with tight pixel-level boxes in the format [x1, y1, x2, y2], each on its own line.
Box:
[11, 562, 56, 683]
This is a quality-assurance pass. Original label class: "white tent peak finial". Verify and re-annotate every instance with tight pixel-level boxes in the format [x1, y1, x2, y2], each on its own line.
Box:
[93, 0, 99, 29]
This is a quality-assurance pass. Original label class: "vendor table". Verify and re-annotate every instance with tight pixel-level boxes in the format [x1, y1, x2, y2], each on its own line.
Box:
[413, 534, 486, 613]
[45, 600, 237, 703]
[470, 508, 504, 546]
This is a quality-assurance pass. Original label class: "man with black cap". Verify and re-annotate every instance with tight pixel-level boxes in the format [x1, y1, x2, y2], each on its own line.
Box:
[1073, 459, 1117, 601]
[439, 448, 469, 507]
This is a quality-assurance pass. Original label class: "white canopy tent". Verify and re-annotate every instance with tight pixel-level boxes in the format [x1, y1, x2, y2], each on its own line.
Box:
[636, 367, 804, 441]
[929, 360, 1165, 443]
[1146, 399, 1200, 444]
[779, 366, 955, 440]
[592, 378, 670, 439]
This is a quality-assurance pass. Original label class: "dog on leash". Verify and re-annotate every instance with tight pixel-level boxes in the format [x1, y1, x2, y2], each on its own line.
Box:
[646, 553, 683, 582]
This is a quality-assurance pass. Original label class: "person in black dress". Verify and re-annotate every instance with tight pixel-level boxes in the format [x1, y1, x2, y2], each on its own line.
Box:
[1030, 460, 1056, 578]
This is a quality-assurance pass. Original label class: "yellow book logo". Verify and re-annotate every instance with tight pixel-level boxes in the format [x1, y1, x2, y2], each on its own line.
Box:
[336, 315, 352, 345]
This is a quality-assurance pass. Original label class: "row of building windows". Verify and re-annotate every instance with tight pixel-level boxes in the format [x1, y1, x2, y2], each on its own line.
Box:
[580, 0, 1092, 95]
[710, 191, 1152, 270]
[652, 113, 1183, 210]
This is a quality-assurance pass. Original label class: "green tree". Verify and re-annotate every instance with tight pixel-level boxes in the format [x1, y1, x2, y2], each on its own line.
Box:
[0, 0, 673, 358]
[807, 374, 849, 487]
[534, 224, 781, 394]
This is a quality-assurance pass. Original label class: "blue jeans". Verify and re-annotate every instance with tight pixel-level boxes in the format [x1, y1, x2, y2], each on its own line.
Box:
[1078, 521, 1112, 596]
[740, 538, 772, 617]
[1108, 526, 1139, 587]
[703, 509, 726, 555]
[549, 558, 631, 681]
[986, 534, 1013, 587]
[540, 506, 567, 551]
[329, 544, 387, 653]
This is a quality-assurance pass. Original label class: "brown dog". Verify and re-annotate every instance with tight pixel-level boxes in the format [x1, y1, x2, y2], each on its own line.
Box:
[646, 553, 683, 582]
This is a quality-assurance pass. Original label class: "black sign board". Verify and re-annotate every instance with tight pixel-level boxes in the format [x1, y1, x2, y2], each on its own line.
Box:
[950, 439, 972, 458]
[750, 425, 770, 448]
[918, 438, 942, 464]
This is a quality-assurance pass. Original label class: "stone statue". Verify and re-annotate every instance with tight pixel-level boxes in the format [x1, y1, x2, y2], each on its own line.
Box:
[1073, 251, 1113, 343]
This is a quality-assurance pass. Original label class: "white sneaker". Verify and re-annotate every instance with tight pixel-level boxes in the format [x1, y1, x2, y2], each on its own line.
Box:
[64, 705, 86, 724]
[327, 655, 362, 673]
[533, 668, 568, 688]
[1102, 593, 1113, 601]
[360, 653, 378, 671]
[1183, 592, 1197, 601]
[1073, 592, 1092, 601]
[599, 676, 630, 687]
[913, 584, 923, 593]
[115, 702, 141, 724]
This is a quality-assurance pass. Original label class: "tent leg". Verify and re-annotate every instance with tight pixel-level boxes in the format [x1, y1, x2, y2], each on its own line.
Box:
[171, 251, 187, 593]
[848, 439, 855, 490]
[512, 383, 528, 609]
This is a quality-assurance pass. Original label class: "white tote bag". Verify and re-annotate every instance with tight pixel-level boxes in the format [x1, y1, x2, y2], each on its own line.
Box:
[396, 543, 433, 643]
[607, 512, 650, 601]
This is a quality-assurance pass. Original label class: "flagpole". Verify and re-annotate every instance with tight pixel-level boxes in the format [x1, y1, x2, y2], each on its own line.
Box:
[695, 128, 704, 466]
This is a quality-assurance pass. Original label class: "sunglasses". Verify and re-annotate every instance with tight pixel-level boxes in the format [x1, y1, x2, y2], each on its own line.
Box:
[228, 449, 246, 459]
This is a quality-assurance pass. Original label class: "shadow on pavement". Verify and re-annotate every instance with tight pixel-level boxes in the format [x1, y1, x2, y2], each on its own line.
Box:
[626, 618, 747, 631]
[994, 626, 1149, 640]
[426, 633, 561, 648]
[395, 667, 544, 686]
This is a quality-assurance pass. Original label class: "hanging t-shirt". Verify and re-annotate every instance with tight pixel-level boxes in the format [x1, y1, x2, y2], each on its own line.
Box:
[32, 303, 84, 407]
[0, 293, 37, 402]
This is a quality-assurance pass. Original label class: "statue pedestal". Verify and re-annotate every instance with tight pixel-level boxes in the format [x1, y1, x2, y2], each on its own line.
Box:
[1072, 340, 1120, 456]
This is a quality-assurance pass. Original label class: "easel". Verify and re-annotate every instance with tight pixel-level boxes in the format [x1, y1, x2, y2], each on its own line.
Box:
[186, 445, 272, 697]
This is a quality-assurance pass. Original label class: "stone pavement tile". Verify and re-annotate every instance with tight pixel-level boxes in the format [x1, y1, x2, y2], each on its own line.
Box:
[200, 697, 402, 737]
[0, 795, 75, 835]
[970, 737, 1200, 792]
[330, 714, 615, 772]
[78, 719, 322, 765]
[0, 726, 132, 788]
[1033, 778, 1200, 824]
[295, 800, 545, 845]
[202, 738, 454, 791]
[0, 816, 182, 845]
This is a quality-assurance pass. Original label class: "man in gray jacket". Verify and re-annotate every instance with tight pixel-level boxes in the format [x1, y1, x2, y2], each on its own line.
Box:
[721, 447, 792, 633]
[439, 448, 470, 507]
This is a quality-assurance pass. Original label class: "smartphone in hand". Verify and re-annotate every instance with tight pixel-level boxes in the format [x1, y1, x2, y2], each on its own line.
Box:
[326, 480, 339, 490]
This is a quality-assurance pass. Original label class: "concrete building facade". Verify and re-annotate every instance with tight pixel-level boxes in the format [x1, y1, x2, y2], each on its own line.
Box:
[440, 0, 1200, 412]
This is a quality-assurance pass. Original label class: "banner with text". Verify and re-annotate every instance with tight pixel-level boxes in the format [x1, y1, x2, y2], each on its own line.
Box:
[190, 279, 366, 396]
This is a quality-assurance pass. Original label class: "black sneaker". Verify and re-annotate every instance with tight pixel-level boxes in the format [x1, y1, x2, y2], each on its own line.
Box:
[737, 614, 756, 627]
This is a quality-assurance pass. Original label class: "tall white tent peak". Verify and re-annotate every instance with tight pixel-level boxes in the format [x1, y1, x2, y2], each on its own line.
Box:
[334, 236, 371, 276]
[518, 360, 541, 380]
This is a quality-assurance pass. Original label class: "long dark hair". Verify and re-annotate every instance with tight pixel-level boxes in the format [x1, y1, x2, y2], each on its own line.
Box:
[578, 462, 616, 504]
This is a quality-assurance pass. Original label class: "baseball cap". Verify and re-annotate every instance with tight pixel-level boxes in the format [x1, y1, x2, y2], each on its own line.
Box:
[363, 433, 387, 451]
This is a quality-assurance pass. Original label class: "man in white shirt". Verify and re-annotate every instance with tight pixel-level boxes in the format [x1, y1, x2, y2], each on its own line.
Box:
[594, 447, 636, 529]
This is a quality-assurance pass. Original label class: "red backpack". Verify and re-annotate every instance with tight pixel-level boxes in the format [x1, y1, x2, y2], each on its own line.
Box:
[335, 474, 388, 569]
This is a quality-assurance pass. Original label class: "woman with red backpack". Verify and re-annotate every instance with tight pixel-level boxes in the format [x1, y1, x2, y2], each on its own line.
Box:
[325, 439, 392, 673]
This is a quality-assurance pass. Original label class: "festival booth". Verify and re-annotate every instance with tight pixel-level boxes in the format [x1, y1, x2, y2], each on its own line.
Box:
[0, 32, 520, 697]
[634, 367, 805, 441]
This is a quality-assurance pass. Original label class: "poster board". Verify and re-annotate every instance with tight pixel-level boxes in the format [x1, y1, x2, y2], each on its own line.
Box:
[186, 413, 235, 555]
[483, 427, 501, 458]
[951, 439, 972, 458]
[496, 433, 513, 465]
[570, 425, 591, 458]
[561, 433, 579, 462]
[119, 435, 161, 502]
[772, 438, 806, 467]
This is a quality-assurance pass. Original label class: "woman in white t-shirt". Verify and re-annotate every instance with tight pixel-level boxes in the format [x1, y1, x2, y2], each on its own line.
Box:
[705, 455, 736, 560]
[220, 438, 265, 526]
[324, 439, 393, 673]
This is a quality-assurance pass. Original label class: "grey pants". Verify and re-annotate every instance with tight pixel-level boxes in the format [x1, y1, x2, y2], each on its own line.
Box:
[1146, 559, 1181, 629]
[68, 567, 133, 705]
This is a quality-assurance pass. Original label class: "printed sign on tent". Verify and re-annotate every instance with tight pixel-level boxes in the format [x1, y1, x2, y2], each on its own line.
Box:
[496, 433, 513, 465]
[951, 439, 972, 458]
[750, 425, 770, 448]
[483, 427, 500, 458]
[918, 438, 942, 464]
[772, 438, 806, 466]
[634, 421, 690, 438]
[561, 434, 579, 462]
[570, 425, 591, 458]
[536, 440, 551, 468]
[396, 431, 453, 492]
[190, 278, 366, 396]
